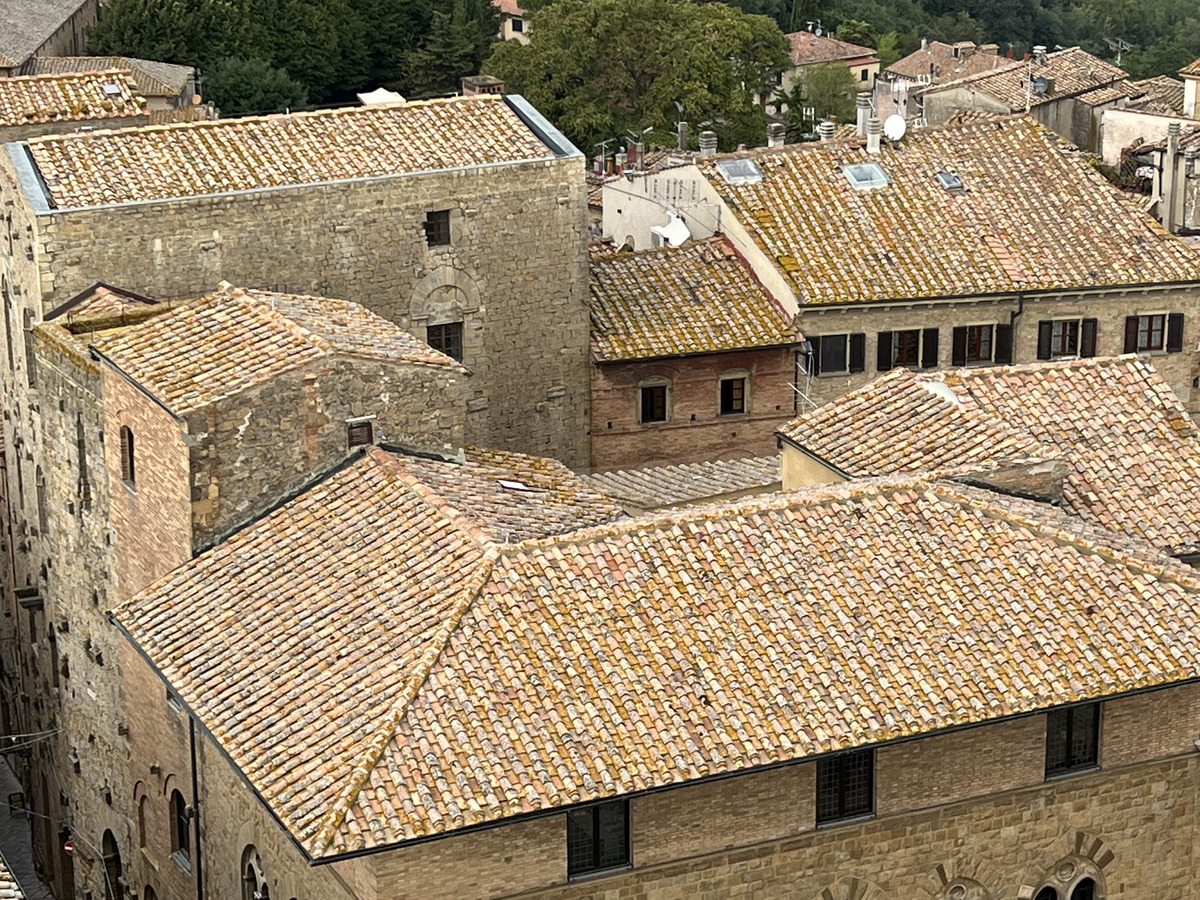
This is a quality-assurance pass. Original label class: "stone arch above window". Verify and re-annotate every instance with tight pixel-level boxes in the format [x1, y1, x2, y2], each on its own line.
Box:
[1027, 854, 1107, 900]
[242, 844, 269, 900]
[410, 267, 480, 325]
[920, 860, 1000, 899]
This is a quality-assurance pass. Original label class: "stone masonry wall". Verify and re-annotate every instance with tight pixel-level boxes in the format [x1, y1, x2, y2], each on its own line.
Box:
[185, 354, 467, 549]
[590, 347, 797, 469]
[30, 155, 592, 466]
[796, 285, 1200, 410]
[0, 114, 151, 144]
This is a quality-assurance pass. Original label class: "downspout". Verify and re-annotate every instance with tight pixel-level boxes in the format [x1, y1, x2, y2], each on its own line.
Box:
[190, 716, 204, 900]
[1009, 292, 1024, 341]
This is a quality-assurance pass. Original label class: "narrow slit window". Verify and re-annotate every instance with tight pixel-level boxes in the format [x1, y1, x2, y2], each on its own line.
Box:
[119, 426, 135, 485]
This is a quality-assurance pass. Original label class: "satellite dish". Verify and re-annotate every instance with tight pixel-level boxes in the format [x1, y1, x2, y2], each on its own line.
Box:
[883, 114, 907, 141]
[1032, 76, 1049, 95]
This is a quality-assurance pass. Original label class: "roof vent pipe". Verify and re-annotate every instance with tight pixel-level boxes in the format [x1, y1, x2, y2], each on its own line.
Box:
[856, 94, 872, 136]
[1163, 122, 1182, 233]
[767, 122, 786, 148]
[817, 120, 836, 141]
[1186, 147, 1197, 179]
[866, 116, 883, 154]
[1033, 45, 1048, 65]
[698, 130, 718, 158]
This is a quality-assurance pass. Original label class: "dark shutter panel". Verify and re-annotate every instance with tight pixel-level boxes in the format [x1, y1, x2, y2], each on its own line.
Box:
[1037, 321, 1053, 360]
[994, 323, 1013, 365]
[921, 328, 939, 369]
[1124, 316, 1140, 353]
[1080, 318, 1098, 357]
[849, 333, 866, 373]
[1167, 313, 1185, 353]
[952, 326, 967, 367]
[876, 332, 893, 372]
[810, 338, 821, 376]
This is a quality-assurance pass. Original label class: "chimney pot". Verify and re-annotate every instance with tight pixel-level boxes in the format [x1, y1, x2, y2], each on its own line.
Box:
[817, 120, 836, 141]
[866, 116, 883, 154]
[698, 130, 718, 158]
[614, 150, 627, 174]
[1033, 45, 1048, 65]
[767, 122, 786, 148]
[856, 94, 872, 136]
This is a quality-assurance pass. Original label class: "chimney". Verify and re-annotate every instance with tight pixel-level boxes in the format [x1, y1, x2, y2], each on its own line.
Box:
[767, 122, 786, 148]
[614, 150, 628, 174]
[921, 37, 927, 51]
[677, 120, 689, 151]
[856, 94, 872, 136]
[866, 116, 883, 154]
[1162, 122, 1181, 233]
[698, 130, 718, 158]
[817, 120, 836, 141]
[1184, 74, 1198, 118]
[1033, 45, 1048, 65]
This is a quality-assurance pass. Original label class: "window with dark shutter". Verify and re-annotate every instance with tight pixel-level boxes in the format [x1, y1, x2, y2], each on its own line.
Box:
[170, 789, 190, 859]
[1045, 703, 1099, 777]
[119, 426, 135, 486]
[1167, 313, 1185, 352]
[848, 333, 866, 373]
[876, 332, 893, 372]
[893, 330, 921, 367]
[347, 421, 374, 447]
[952, 326, 967, 367]
[964, 325, 993, 363]
[640, 384, 667, 423]
[1037, 321, 1053, 360]
[1129, 314, 1168, 352]
[424, 210, 451, 246]
[816, 749, 874, 824]
[1080, 318, 1098, 357]
[921, 328, 938, 369]
[1124, 316, 1140, 353]
[719, 377, 746, 415]
[818, 334, 848, 374]
[994, 323, 1012, 364]
[566, 801, 629, 877]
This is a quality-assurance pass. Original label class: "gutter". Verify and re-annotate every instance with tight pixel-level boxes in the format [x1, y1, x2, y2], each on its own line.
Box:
[88, 347, 185, 422]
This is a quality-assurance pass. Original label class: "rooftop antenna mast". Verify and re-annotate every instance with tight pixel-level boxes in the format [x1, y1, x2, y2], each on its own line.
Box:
[1103, 37, 1132, 66]
[595, 137, 616, 174]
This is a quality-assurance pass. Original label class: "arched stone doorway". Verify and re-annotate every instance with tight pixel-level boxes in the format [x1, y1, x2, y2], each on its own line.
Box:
[101, 829, 123, 900]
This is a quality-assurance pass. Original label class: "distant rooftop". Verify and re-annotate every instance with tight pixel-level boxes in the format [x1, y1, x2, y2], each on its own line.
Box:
[886, 40, 1006, 84]
[24, 94, 565, 208]
[1126, 76, 1186, 116]
[786, 30, 877, 66]
[585, 455, 780, 511]
[31, 56, 193, 97]
[924, 46, 1126, 111]
[0, 69, 144, 128]
[0, 0, 91, 69]
[1181, 57, 1200, 78]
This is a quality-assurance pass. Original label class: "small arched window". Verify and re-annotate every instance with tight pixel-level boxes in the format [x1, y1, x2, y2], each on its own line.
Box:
[638, 377, 670, 424]
[119, 426, 135, 485]
[1071, 879, 1095, 900]
[1035, 888, 1059, 900]
[170, 789, 189, 859]
[143, 887, 158, 900]
[137, 795, 148, 848]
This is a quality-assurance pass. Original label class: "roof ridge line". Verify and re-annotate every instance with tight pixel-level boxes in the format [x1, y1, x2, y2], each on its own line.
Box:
[309, 546, 500, 856]
[229, 288, 337, 357]
[371, 449, 502, 549]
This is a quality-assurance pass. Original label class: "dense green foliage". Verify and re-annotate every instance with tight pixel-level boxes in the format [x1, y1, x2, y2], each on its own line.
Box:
[88, 0, 498, 109]
[485, 0, 789, 154]
[776, 62, 857, 138]
[202, 57, 309, 115]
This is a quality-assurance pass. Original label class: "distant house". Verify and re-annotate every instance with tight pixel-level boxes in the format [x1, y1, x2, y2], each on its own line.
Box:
[876, 39, 1007, 122]
[0, 0, 97, 76]
[0, 69, 148, 142]
[29, 56, 198, 109]
[1098, 69, 1193, 167]
[764, 28, 879, 116]
[493, 0, 528, 43]
[921, 45, 1128, 151]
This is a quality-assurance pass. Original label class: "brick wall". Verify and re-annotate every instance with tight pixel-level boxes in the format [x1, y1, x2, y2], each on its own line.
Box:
[29, 154, 592, 466]
[590, 347, 797, 469]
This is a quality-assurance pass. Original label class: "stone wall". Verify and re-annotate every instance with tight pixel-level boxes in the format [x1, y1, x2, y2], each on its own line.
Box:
[0, 114, 150, 144]
[29, 154, 592, 466]
[590, 347, 797, 469]
[185, 354, 467, 549]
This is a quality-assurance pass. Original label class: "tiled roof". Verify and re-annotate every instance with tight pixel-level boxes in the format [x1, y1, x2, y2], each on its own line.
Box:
[925, 47, 1126, 110]
[44, 281, 160, 322]
[781, 356, 1200, 554]
[384, 447, 624, 543]
[779, 367, 1053, 477]
[0, 70, 144, 128]
[89, 286, 460, 414]
[786, 31, 877, 66]
[493, 0, 524, 15]
[1180, 57, 1200, 78]
[26, 95, 555, 208]
[1126, 76, 1186, 115]
[0, 851, 25, 899]
[1075, 81, 1138, 107]
[887, 42, 1007, 84]
[589, 237, 796, 360]
[584, 455, 780, 511]
[117, 467, 1200, 855]
[31, 56, 192, 96]
[701, 116, 1200, 304]
[0, 0, 90, 69]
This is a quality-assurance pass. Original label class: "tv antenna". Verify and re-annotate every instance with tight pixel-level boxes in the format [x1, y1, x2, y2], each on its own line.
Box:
[1103, 37, 1132, 65]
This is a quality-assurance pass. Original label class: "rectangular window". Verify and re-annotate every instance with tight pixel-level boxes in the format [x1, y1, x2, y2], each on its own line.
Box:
[812, 333, 865, 375]
[511, 16, 523, 31]
[816, 749, 874, 824]
[952, 324, 1011, 367]
[966, 324, 992, 363]
[860, 69, 869, 81]
[640, 385, 667, 423]
[426, 322, 463, 362]
[1045, 703, 1099, 777]
[719, 377, 746, 415]
[347, 420, 374, 448]
[424, 209, 451, 247]
[567, 800, 629, 878]
[1125, 313, 1183, 353]
[1038, 319, 1098, 359]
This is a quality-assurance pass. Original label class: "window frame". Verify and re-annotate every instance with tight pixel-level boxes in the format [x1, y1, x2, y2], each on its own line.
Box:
[169, 789, 191, 865]
[965, 323, 993, 364]
[811, 333, 866, 376]
[510, 15, 524, 31]
[815, 748, 875, 825]
[119, 425, 135, 487]
[877, 328, 939, 372]
[1038, 318, 1098, 360]
[423, 209, 452, 247]
[566, 799, 630, 879]
[638, 379, 669, 425]
[1044, 702, 1100, 779]
[426, 321, 464, 363]
[718, 371, 749, 416]
[346, 419, 374, 448]
[1125, 312, 1183, 354]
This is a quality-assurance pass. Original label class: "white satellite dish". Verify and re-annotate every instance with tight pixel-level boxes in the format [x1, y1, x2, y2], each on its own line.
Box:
[883, 114, 907, 141]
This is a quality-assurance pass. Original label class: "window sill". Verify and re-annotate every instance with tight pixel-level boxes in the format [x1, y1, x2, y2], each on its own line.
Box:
[1045, 764, 1099, 782]
[718, 411, 748, 418]
[816, 812, 875, 829]
[568, 863, 632, 883]
[121, 480, 136, 495]
[815, 371, 851, 378]
[171, 851, 192, 873]
[638, 420, 669, 427]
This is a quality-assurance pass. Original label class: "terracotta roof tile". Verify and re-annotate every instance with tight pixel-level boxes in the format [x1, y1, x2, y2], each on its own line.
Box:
[1127, 76, 1186, 115]
[782, 356, 1200, 553]
[786, 31, 877, 66]
[887, 42, 1007, 83]
[27, 95, 554, 208]
[584, 455, 780, 510]
[31, 56, 192, 96]
[1180, 57, 1200, 78]
[590, 237, 796, 360]
[925, 47, 1126, 111]
[0, 69, 144, 128]
[0, 851, 25, 899]
[89, 286, 460, 414]
[44, 281, 160, 322]
[701, 116, 1200, 304]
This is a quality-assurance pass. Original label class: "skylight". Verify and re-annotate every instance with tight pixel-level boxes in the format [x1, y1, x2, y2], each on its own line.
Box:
[101, 83, 123, 97]
[715, 158, 763, 185]
[936, 171, 964, 192]
[843, 163, 889, 190]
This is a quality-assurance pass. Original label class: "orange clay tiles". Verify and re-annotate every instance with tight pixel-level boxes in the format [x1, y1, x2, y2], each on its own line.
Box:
[31, 56, 193, 99]
[782, 356, 1200, 553]
[1126, 76, 1186, 115]
[0, 69, 145, 127]
[26, 94, 554, 208]
[87, 286, 460, 415]
[786, 31, 876, 66]
[116, 462, 1200, 856]
[589, 237, 797, 360]
[886, 41, 1008, 84]
[1180, 57, 1200, 78]
[584, 455, 780, 511]
[701, 115, 1200, 304]
[925, 47, 1126, 111]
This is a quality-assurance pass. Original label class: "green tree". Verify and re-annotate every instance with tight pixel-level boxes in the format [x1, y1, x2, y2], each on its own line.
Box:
[88, 0, 247, 65]
[406, 0, 498, 97]
[485, 0, 790, 152]
[776, 61, 856, 139]
[874, 30, 903, 68]
[203, 56, 309, 115]
[834, 18, 873, 45]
